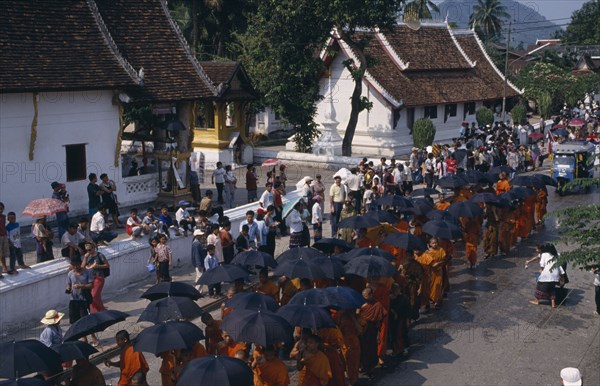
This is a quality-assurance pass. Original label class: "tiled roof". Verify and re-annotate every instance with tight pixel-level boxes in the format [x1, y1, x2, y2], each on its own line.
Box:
[200, 61, 257, 100]
[94, 0, 216, 102]
[339, 25, 520, 107]
[383, 24, 474, 71]
[0, 0, 140, 92]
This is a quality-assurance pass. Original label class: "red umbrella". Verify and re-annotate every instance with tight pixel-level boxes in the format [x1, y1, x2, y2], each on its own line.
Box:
[568, 118, 585, 127]
[261, 158, 281, 167]
[551, 124, 565, 130]
[22, 198, 67, 217]
[528, 132, 544, 140]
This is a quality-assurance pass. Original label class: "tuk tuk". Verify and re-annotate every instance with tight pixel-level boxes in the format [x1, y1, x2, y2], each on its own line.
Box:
[551, 141, 595, 195]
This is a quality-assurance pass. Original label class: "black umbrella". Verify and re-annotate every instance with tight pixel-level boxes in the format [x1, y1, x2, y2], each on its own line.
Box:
[510, 175, 545, 189]
[453, 149, 467, 164]
[411, 188, 441, 197]
[177, 356, 253, 386]
[462, 170, 495, 184]
[277, 304, 336, 329]
[423, 220, 462, 240]
[426, 209, 458, 223]
[375, 195, 414, 208]
[197, 264, 249, 286]
[312, 256, 345, 279]
[381, 232, 426, 251]
[470, 192, 501, 204]
[0, 340, 62, 379]
[63, 310, 129, 341]
[141, 281, 201, 301]
[506, 187, 536, 200]
[288, 287, 365, 310]
[337, 215, 380, 229]
[0, 380, 53, 386]
[489, 165, 515, 175]
[225, 292, 279, 312]
[277, 247, 325, 263]
[52, 341, 98, 362]
[437, 174, 469, 189]
[346, 247, 395, 261]
[553, 128, 568, 136]
[138, 296, 203, 324]
[448, 201, 483, 218]
[364, 210, 398, 224]
[274, 258, 327, 280]
[312, 238, 353, 254]
[221, 309, 293, 347]
[134, 321, 204, 355]
[230, 250, 277, 269]
[402, 199, 434, 216]
[532, 173, 558, 187]
[344, 255, 396, 278]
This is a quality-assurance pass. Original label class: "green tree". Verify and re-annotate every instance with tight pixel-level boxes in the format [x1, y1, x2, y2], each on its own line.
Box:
[234, 0, 330, 152]
[412, 119, 436, 149]
[510, 103, 527, 125]
[563, 0, 600, 45]
[475, 107, 494, 126]
[468, 0, 510, 43]
[403, 0, 439, 20]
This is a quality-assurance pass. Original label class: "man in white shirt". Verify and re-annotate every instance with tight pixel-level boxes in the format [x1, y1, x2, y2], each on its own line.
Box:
[90, 206, 117, 245]
[239, 210, 260, 248]
[344, 168, 362, 211]
[60, 223, 85, 258]
[329, 176, 346, 235]
[211, 162, 226, 205]
[175, 200, 196, 237]
[311, 195, 323, 242]
[258, 183, 274, 209]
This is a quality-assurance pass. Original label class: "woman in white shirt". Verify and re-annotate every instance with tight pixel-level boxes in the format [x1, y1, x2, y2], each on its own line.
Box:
[311, 195, 323, 242]
[286, 202, 304, 248]
[529, 249, 564, 308]
[206, 224, 224, 264]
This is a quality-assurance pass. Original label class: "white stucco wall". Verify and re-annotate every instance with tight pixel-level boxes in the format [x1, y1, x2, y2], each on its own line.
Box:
[0, 91, 123, 225]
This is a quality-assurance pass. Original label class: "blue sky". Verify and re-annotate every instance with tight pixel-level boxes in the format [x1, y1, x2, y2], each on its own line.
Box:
[515, 0, 586, 23]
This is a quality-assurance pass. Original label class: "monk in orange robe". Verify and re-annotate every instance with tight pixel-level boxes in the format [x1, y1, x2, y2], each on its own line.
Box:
[356, 228, 375, 248]
[416, 238, 447, 308]
[413, 250, 430, 310]
[159, 351, 176, 386]
[535, 186, 548, 225]
[412, 215, 427, 242]
[437, 238, 454, 294]
[523, 194, 536, 236]
[435, 195, 451, 211]
[319, 327, 347, 386]
[219, 332, 248, 357]
[257, 269, 280, 302]
[495, 172, 511, 195]
[278, 276, 299, 305]
[373, 277, 393, 360]
[463, 217, 481, 268]
[105, 330, 149, 386]
[398, 250, 424, 321]
[498, 206, 516, 255]
[483, 204, 499, 258]
[394, 218, 410, 233]
[335, 309, 361, 385]
[381, 242, 405, 265]
[221, 287, 236, 319]
[201, 313, 224, 355]
[192, 341, 207, 358]
[358, 287, 387, 377]
[254, 346, 290, 386]
[297, 335, 332, 386]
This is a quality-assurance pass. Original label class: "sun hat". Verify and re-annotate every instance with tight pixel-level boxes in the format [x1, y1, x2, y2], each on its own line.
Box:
[560, 368, 582, 386]
[193, 229, 205, 237]
[41, 309, 64, 325]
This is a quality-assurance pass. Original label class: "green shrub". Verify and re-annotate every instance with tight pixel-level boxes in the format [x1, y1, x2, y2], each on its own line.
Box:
[412, 119, 436, 149]
[475, 107, 494, 127]
[511, 104, 527, 125]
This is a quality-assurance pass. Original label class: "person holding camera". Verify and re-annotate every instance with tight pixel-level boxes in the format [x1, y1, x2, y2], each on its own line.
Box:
[66, 256, 98, 346]
[83, 242, 109, 313]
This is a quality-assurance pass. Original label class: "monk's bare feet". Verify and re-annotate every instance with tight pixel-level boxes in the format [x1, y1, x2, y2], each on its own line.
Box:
[529, 300, 539, 305]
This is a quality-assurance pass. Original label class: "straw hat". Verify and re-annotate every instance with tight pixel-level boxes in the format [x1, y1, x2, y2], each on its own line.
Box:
[41, 309, 64, 325]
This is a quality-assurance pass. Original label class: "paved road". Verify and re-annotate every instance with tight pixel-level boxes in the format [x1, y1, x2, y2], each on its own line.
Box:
[375, 180, 600, 385]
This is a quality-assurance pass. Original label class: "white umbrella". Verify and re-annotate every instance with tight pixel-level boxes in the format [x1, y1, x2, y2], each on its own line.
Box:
[333, 168, 352, 183]
[295, 176, 313, 191]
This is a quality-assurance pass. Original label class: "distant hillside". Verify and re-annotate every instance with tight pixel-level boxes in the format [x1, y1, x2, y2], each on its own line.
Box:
[436, 0, 561, 46]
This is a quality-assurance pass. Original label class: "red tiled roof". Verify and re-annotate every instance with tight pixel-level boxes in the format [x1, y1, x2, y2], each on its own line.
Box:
[94, 0, 216, 102]
[0, 0, 140, 92]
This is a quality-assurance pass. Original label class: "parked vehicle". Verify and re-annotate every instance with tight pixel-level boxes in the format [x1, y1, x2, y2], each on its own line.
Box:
[551, 141, 595, 195]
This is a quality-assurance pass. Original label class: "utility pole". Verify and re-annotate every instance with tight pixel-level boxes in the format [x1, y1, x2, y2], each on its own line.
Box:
[502, 21, 511, 123]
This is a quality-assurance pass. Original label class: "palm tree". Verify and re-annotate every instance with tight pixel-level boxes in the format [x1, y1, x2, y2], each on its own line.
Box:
[403, 0, 440, 20]
[469, 0, 510, 42]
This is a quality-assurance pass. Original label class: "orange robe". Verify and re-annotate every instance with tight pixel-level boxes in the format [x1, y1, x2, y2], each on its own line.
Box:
[535, 187, 548, 224]
[463, 218, 481, 266]
[257, 280, 280, 302]
[524, 194, 536, 236]
[159, 352, 176, 386]
[394, 220, 409, 233]
[495, 180, 511, 195]
[221, 306, 234, 320]
[416, 247, 446, 304]
[356, 237, 374, 248]
[483, 208, 499, 256]
[435, 201, 450, 211]
[192, 342, 208, 358]
[374, 278, 393, 358]
[498, 208, 516, 254]
[380, 242, 405, 265]
[226, 342, 247, 357]
[279, 279, 299, 305]
[337, 312, 361, 385]
[256, 358, 290, 386]
[319, 327, 347, 386]
[118, 344, 149, 386]
[298, 351, 332, 386]
[358, 301, 387, 373]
